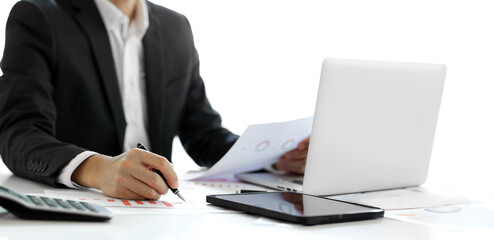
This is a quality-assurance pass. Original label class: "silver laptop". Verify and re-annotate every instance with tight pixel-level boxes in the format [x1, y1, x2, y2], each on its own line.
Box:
[236, 58, 446, 196]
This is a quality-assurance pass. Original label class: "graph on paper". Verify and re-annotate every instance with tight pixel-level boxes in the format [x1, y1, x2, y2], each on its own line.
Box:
[43, 180, 266, 208]
[186, 116, 313, 180]
[44, 189, 184, 208]
[76, 198, 184, 208]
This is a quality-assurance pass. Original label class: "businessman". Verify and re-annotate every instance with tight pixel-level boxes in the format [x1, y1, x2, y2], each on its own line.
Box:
[0, 0, 309, 200]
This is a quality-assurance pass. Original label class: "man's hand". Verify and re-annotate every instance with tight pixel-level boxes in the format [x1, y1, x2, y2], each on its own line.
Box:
[275, 136, 310, 175]
[72, 149, 178, 200]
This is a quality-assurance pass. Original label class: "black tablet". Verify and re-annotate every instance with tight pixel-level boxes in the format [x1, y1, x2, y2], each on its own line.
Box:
[206, 192, 384, 226]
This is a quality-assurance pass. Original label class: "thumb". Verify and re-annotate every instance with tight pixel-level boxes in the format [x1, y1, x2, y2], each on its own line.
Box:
[298, 136, 310, 150]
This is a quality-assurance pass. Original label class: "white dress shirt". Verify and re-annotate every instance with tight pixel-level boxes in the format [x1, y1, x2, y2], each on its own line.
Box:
[57, 0, 150, 188]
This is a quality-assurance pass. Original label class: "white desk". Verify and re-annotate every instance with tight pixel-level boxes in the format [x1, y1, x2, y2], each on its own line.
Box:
[1, 167, 493, 240]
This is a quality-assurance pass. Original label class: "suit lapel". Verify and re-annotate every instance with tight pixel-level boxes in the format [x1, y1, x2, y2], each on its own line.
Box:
[70, 0, 126, 149]
[143, 4, 166, 153]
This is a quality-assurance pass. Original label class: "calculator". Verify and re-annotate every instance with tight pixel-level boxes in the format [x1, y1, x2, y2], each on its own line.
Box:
[0, 185, 112, 221]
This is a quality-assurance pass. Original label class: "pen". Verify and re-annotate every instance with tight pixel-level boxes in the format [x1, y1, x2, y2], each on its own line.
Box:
[136, 143, 187, 202]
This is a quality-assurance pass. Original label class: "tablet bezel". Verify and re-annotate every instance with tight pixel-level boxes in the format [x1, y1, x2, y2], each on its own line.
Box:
[206, 192, 384, 226]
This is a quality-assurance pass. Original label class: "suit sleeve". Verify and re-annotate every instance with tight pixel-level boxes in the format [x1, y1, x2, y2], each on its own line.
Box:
[177, 18, 239, 168]
[0, 2, 86, 186]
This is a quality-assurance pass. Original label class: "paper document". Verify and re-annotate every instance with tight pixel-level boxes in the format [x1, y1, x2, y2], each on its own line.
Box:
[43, 180, 267, 213]
[329, 187, 470, 210]
[44, 189, 184, 208]
[186, 117, 313, 180]
[385, 201, 494, 231]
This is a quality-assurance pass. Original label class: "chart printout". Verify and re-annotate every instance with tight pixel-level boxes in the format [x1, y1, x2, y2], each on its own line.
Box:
[186, 116, 313, 180]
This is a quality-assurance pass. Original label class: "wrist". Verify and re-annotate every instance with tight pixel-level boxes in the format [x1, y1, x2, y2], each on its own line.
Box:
[72, 154, 110, 189]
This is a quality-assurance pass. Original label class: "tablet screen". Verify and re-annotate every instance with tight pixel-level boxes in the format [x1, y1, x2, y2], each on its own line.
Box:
[214, 192, 378, 217]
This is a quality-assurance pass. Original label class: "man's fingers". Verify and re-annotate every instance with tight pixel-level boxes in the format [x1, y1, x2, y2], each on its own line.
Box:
[121, 188, 147, 200]
[121, 175, 162, 200]
[275, 136, 310, 175]
[130, 165, 169, 195]
[297, 136, 310, 150]
[277, 157, 306, 175]
[285, 158, 306, 174]
[105, 186, 146, 200]
[131, 149, 179, 189]
[284, 149, 308, 159]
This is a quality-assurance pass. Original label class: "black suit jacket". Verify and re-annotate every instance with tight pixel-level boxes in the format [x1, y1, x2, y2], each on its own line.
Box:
[0, 0, 238, 186]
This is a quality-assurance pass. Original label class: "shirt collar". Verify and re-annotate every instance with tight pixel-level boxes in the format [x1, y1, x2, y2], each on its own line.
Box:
[94, 0, 149, 40]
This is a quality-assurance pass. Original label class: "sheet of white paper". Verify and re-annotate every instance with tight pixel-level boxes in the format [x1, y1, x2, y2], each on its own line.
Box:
[185, 117, 313, 180]
[329, 187, 470, 210]
[385, 201, 494, 231]
[43, 180, 268, 214]
[44, 189, 184, 208]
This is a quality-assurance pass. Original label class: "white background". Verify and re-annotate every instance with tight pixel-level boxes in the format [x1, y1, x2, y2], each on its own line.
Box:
[1, 0, 493, 193]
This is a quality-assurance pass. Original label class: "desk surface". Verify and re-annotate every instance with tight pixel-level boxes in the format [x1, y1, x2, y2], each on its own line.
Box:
[0, 166, 493, 240]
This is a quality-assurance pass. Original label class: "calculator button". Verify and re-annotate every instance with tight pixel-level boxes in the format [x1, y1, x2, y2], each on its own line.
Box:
[81, 202, 98, 212]
[27, 195, 45, 206]
[67, 200, 86, 210]
[54, 199, 72, 209]
[40, 197, 59, 208]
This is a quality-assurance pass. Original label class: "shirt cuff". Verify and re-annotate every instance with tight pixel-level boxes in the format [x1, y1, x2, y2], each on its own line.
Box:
[264, 163, 286, 175]
[57, 150, 98, 189]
